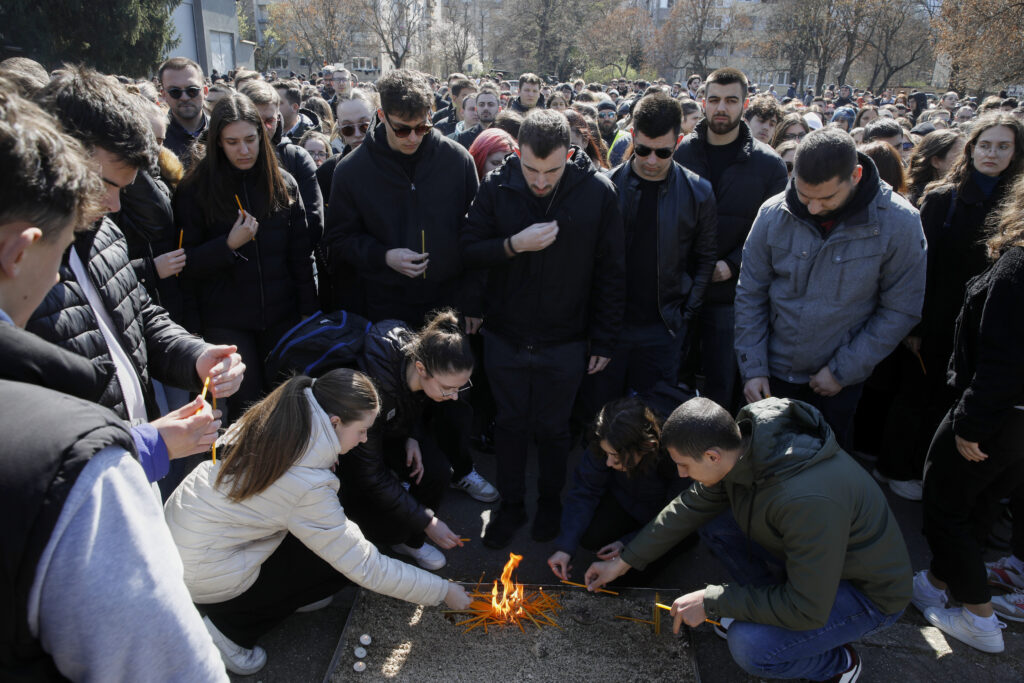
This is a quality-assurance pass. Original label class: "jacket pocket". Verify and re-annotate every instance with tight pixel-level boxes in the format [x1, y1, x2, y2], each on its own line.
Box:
[766, 231, 813, 296]
[829, 235, 885, 301]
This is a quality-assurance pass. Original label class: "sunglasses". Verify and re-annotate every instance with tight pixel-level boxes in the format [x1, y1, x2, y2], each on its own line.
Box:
[340, 122, 370, 137]
[383, 111, 432, 138]
[598, 112, 617, 119]
[166, 86, 202, 100]
[634, 143, 674, 159]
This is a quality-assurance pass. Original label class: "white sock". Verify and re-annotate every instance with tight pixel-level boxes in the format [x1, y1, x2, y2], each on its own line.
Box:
[1007, 555, 1024, 573]
[966, 609, 1000, 631]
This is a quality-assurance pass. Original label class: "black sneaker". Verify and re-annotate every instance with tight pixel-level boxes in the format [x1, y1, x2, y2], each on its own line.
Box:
[531, 501, 561, 542]
[482, 504, 527, 549]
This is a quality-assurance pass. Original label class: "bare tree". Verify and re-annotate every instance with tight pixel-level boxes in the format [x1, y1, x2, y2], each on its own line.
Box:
[434, 0, 478, 75]
[647, 0, 751, 79]
[935, 0, 1024, 92]
[583, 4, 652, 77]
[860, 0, 933, 91]
[357, 0, 428, 70]
[268, 0, 363, 67]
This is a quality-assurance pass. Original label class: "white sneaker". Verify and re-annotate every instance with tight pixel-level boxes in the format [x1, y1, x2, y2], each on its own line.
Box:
[833, 644, 862, 683]
[911, 570, 948, 614]
[712, 617, 734, 640]
[923, 606, 1006, 654]
[203, 616, 268, 675]
[987, 555, 1024, 591]
[992, 591, 1024, 622]
[295, 596, 333, 613]
[392, 542, 446, 570]
[888, 479, 923, 501]
[451, 469, 500, 503]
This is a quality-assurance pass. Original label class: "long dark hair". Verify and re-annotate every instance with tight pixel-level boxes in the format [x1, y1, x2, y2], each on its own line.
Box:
[859, 141, 907, 195]
[592, 396, 662, 476]
[922, 113, 1024, 200]
[215, 368, 379, 501]
[906, 129, 964, 206]
[564, 109, 609, 169]
[180, 93, 290, 222]
[770, 113, 811, 149]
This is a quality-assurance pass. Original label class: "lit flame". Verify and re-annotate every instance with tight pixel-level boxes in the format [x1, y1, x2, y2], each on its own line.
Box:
[490, 553, 524, 622]
[454, 552, 562, 633]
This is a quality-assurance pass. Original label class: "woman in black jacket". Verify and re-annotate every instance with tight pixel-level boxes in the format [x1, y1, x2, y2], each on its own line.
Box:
[876, 114, 1024, 497]
[338, 309, 483, 571]
[175, 94, 317, 421]
[916, 173, 1024, 652]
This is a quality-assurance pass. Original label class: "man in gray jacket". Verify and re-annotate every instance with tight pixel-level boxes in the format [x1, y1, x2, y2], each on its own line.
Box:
[734, 128, 926, 449]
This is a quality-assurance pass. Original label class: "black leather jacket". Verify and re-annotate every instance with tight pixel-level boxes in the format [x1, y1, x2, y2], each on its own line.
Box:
[606, 160, 718, 335]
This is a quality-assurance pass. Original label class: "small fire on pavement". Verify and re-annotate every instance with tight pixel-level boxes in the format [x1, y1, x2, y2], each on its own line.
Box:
[449, 553, 562, 633]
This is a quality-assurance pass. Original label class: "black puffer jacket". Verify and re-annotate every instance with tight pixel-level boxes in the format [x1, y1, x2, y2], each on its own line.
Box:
[606, 160, 718, 335]
[672, 119, 788, 305]
[0, 322, 109, 404]
[26, 218, 207, 420]
[324, 123, 480, 316]
[113, 170, 185, 322]
[272, 119, 325, 248]
[461, 147, 626, 357]
[338, 321, 432, 534]
[175, 170, 318, 333]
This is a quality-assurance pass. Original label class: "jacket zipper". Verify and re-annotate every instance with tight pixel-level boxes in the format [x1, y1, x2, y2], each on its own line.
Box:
[656, 181, 674, 337]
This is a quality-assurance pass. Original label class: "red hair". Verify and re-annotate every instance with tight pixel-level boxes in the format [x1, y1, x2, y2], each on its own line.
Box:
[468, 128, 517, 179]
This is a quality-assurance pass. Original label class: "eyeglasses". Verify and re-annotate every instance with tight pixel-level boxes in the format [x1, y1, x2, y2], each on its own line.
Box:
[306, 150, 329, 160]
[340, 121, 370, 137]
[383, 111, 432, 138]
[633, 143, 674, 159]
[782, 132, 806, 142]
[438, 378, 473, 398]
[165, 86, 202, 100]
[598, 112, 617, 119]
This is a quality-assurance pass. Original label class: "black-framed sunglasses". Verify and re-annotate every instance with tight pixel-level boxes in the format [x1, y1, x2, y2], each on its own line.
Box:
[340, 122, 370, 137]
[634, 143, 674, 159]
[383, 111, 432, 139]
[165, 86, 202, 100]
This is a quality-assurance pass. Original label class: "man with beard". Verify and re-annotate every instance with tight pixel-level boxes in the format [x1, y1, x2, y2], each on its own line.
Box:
[462, 109, 625, 548]
[453, 86, 502, 149]
[597, 101, 619, 148]
[734, 128, 927, 449]
[673, 68, 787, 412]
[159, 57, 208, 165]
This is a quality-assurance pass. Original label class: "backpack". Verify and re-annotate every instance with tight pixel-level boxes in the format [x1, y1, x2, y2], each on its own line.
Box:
[265, 309, 372, 380]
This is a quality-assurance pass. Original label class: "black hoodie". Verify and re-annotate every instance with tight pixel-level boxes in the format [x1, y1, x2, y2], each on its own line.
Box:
[785, 152, 881, 236]
[461, 147, 626, 356]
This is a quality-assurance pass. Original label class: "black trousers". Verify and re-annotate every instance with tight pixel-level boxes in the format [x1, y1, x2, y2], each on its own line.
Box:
[484, 333, 587, 507]
[204, 319, 297, 422]
[923, 409, 1024, 604]
[770, 378, 865, 452]
[341, 431, 451, 548]
[425, 398, 474, 481]
[201, 533, 350, 648]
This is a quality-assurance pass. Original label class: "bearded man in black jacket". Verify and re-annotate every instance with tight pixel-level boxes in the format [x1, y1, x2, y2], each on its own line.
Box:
[462, 109, 626, 548]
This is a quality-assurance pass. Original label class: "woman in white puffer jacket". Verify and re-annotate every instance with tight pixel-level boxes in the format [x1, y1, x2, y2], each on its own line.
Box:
[164, 368, 470, 676]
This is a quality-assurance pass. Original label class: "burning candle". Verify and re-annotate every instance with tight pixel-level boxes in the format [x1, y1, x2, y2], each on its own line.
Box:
[359, 634, 371, 646]
[353, 661, 366, 672]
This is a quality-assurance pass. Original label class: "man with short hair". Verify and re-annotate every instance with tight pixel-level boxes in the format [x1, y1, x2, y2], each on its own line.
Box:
[955, 105, 976, 124]
[325, 70, 498, 531]
[673, 68, 788, 411]
[742, 94, 783, 145]
[596, 93, 717, 406]
[509, 73, 544, 113]
[0, 86, 228, 681]
[585, 396, 912, 682]
[835, 84, 854, 107]
[159, 56, 208, 163]
[941, 91, 960, 113]
[734, 128, 927, 448]
[273, 80, 319, 141]
[436, 78, 477, 136]
[862, 117, 904, 153]
[327, 67, 352, 107]
[463, 109, 625, 548]
[453, 85, 502, 149]
[686, 74, 702, 99]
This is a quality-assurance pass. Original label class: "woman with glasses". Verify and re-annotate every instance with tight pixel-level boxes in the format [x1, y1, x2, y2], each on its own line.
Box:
[337, 309, 479, 572]
[298, 130, 331, 168]
[316, 89, 377, 202]
[174, 94, 318, 422]
[769, 112, 810, 149]
[774, 139, 798, 180]
[874, 114, 1024, 501]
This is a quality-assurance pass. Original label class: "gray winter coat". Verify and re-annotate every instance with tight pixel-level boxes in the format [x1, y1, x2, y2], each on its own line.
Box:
[734, 173, 927, 387]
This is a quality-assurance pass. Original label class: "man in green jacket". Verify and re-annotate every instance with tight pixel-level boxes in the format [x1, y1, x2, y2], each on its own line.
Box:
[586, 397, 911, 682]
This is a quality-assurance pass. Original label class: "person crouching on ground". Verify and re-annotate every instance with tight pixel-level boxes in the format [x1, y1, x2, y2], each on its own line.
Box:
[586, 397, 912, 682]
[164, 369, 471, 675]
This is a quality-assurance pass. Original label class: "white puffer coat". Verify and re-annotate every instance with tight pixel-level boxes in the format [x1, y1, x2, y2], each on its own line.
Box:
[164, 387, 449, 606]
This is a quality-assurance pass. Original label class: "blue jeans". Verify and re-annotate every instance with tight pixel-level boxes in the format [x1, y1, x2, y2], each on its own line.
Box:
[699, 511, 903, 680]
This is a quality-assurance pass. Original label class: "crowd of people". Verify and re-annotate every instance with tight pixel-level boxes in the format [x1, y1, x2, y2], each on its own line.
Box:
[2, 52, 1024, 682]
